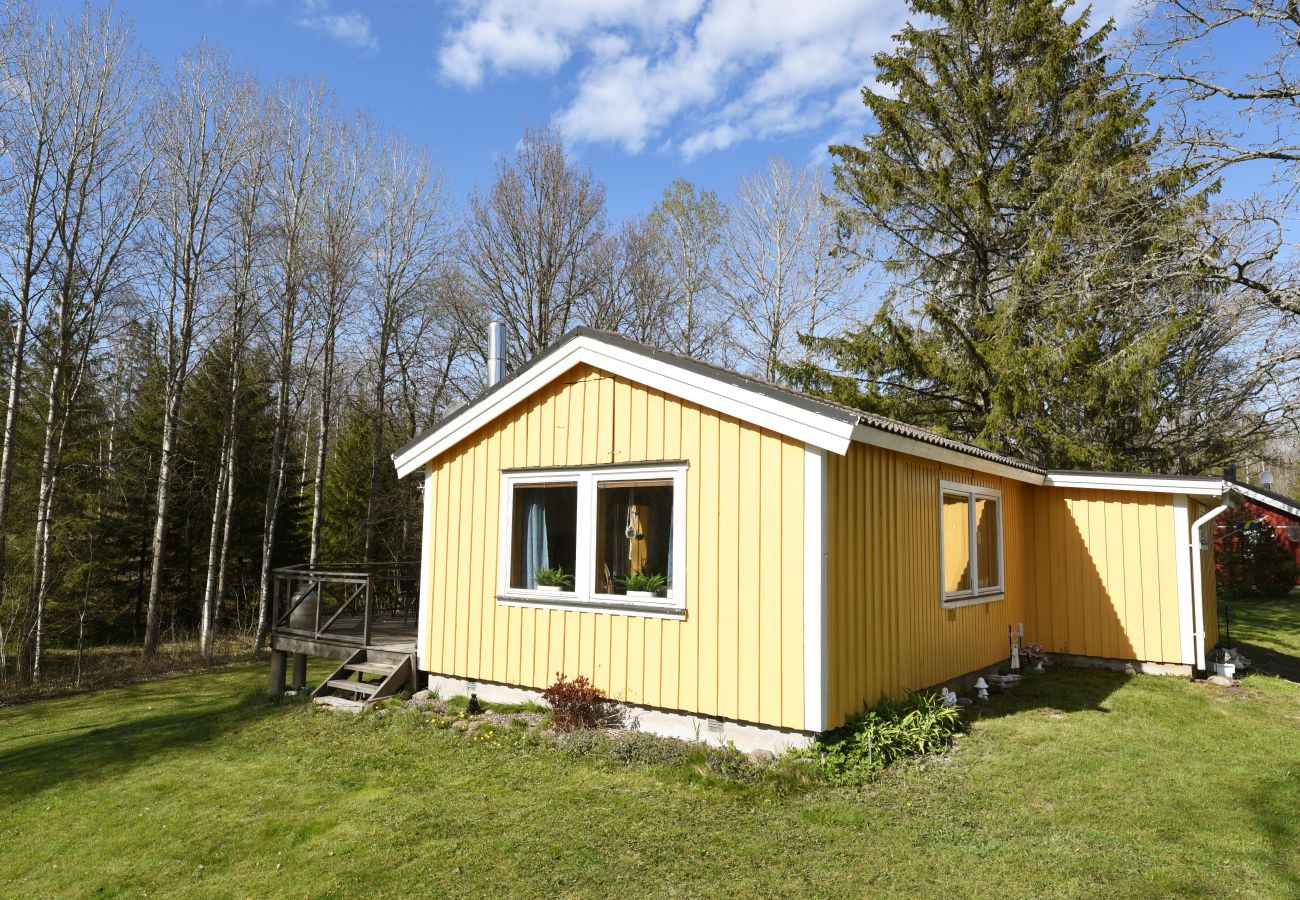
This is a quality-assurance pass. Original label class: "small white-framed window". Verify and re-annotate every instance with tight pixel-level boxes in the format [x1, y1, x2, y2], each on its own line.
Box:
[498, 463, 686, 617]
[939, 480, 1003, 608]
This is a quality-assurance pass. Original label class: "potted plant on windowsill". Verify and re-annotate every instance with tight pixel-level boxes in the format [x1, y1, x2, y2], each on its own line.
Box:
[618, 571, 667, 599]
[533, 566, 572, 593]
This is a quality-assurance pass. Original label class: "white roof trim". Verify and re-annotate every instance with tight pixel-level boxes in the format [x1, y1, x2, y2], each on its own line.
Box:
[1044, 472, 1226, 496]
[851, 424, 1045, 485]
[393, 335, 857, 477]
[1231, 483, 1300, 518]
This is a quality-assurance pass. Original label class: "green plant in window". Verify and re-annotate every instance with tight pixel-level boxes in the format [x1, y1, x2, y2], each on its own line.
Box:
[618, 571, 667, 594]
[533, 566, 573, 588]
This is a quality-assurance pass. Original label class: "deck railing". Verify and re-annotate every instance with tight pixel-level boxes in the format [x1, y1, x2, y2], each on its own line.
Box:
[271, 561, 419, 646]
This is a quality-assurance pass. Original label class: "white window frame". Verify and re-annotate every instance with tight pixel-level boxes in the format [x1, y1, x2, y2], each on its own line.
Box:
[497, 463, 687, 618]
[938, 479, 1004, 608]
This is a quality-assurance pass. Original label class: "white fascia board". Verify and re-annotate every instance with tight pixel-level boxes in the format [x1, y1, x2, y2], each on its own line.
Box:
[1045, 472, 1226, 497]
[1231, 483, 1300, 519]
[803, 445, 828, 733]
[395, 336, 856, 477]
[414, 468, 434, 672]
[850, 424, 1044, 485]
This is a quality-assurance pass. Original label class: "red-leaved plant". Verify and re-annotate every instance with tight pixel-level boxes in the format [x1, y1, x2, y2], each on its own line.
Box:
[543, 673, 618, 732]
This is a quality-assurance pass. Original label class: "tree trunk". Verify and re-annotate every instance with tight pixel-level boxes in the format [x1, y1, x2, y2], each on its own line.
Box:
[0, 313, 28, 606]
[25, 355, 66, 684]
[142, 389, 182, 656]
[214, 430, 238, 639]
[308, 327, 336, 566]
[198, 431, 231, 657]
[363, 331, 390, 564]
[254, 345, 293, 650]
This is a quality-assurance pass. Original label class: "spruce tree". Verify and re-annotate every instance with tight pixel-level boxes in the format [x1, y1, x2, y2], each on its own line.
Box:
[789, 0, 1244, 471]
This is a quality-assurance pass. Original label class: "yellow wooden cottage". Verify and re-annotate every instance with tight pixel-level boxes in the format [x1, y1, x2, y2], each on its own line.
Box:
[270, 325, 1293, 746]
[312, 325, 1257, 751]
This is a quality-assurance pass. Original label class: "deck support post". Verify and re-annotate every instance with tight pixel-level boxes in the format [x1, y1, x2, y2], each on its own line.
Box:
[268, 649, 287, 697]
[291, 652, 307, 689]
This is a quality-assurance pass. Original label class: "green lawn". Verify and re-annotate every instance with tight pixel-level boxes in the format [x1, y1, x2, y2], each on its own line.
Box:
[3, 645, 1300, 897]
[1224, 590, 1300, 680]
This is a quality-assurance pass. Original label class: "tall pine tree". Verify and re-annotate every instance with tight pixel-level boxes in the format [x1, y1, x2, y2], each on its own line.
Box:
[789, 0, 1261, 472]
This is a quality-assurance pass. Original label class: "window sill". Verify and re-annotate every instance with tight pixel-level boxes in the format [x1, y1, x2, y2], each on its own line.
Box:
[496, 594, 686, 620]
[941, 592, 1005, 610]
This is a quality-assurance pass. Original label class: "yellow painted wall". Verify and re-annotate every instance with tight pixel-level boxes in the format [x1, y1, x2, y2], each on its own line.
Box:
[422, 363, 807, 730]
[824, 444, 1032, 728]
[1022, 489, 1185, 664]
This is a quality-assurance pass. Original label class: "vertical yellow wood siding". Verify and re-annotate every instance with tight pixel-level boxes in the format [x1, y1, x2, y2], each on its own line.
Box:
[1022, 489, 1184, 665]
[824, 444, 1031, 728]
[422, 364, 806, 730]
[826, 445, 1195, 729]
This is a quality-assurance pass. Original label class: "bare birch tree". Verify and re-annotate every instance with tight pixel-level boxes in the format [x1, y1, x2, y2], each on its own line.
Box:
[24, 6, 150, 681]
[720, 157, 860, 381]
[254, 79, 330, 649]
[306, 113, 371, 565]
[649, 180, 728, 358]
[0, 8, 60, 624]
[363, 130, 450, 562]
[462, 126, 605, 359]
[141, 43, 251, 655]
[198, 83, 271, 657]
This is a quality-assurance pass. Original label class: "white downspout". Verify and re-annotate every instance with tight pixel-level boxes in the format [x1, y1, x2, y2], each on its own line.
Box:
[1188, 500, 1228, 673]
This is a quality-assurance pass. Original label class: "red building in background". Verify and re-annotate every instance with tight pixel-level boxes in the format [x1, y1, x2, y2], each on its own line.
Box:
[1228, 480, 1300, 585]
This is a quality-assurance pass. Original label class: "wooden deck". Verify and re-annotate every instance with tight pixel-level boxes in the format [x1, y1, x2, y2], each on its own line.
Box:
[271, 614, 417, 660]
[268, 562, 419, 667]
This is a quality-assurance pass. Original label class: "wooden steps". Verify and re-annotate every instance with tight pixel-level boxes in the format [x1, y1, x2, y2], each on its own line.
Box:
[344, 661, 397, 676]
[312, 648, 415, 711]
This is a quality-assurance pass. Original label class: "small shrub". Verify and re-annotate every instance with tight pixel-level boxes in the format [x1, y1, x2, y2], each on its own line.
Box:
[704, 742, 762, 783]
[607, 731, 695, 767]
[542, 673, 619, 732]
[801, 691, 964, 785]
[555, 728, 607, 757]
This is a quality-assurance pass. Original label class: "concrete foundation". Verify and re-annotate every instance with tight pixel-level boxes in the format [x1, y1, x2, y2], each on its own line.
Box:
[422, 673, 814, 754]
[1049, 653, 1192, 677]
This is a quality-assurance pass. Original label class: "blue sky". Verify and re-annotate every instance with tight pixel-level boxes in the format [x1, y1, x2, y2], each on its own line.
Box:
[63, 0, 1268, 221]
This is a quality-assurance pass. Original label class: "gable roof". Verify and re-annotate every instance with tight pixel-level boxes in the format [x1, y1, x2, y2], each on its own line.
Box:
[393, 327, 1045, 480]
[1228, 479, 1300, 519]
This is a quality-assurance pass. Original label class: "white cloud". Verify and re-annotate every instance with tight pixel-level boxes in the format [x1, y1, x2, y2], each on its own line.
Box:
[296, 0, 379, 52]
[436, 0, 1144, 159]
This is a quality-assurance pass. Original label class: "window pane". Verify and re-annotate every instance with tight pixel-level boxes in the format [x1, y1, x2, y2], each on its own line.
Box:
[595, 480, 673, 596]
[975, 496, 1000, 590]
[942, 492, 971, 593]
[510, 485, 577, 590]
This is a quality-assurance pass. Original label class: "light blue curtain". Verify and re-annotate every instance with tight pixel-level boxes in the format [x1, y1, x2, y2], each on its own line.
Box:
[522, 493, 549, 588]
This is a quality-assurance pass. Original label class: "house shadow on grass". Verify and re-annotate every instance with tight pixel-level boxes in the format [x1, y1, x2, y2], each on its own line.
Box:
[0, 683, 293, 804]
[960, 665, 1133, 724]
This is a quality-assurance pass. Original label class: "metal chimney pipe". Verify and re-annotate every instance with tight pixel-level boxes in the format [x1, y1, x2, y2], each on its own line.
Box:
[487, 321, 506, 387]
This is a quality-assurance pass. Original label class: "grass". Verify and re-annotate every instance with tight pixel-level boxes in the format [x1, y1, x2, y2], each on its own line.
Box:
[3, 651, 1300, 896]
[0, 636, 259, 708]
[1223, 589, 1300, 679]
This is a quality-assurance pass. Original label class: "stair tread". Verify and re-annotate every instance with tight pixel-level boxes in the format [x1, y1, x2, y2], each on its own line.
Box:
[314, 695, 367, 712]
[344, 662, 397, 676]
[325, 678, 381, 696]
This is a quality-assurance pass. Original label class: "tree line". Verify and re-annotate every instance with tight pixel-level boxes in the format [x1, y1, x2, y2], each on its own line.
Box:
[0, 0, 1296, 684]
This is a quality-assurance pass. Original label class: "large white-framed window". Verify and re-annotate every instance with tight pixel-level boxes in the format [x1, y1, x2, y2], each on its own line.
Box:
[939, 480, 1004, 608]
[497, 463, 687, 618]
